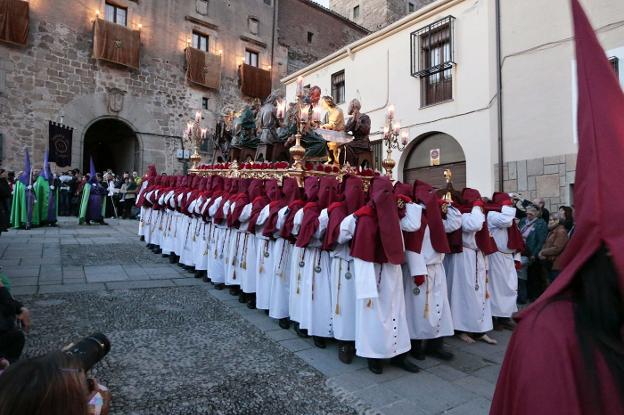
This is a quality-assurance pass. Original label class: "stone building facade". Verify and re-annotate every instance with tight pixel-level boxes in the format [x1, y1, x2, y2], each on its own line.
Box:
[329, 0, 434, 31]
[0, 0, 367, 174]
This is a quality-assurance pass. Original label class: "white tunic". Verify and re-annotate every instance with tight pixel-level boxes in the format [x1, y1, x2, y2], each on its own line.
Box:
[254, 204, 275, 310]
[225, 201, 245, 286]
[193, 197, 211, 271]
[233, 203, 253, 291]
[288, 209, 305, 323]
[404, 206, 462, 340]
[445, 206, 493, 333]
[487, 205, 519, 318]
[269, 206, 292, 319]
[330, 214, 358, 341]
[137, 180, 149, 236]
[207, 196, 226, 284]
[297, 208, 332, 338]
[353, 203, 423, 359]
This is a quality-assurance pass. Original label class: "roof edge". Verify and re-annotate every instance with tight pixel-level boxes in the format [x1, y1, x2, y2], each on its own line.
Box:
[294, 0, 371, 34]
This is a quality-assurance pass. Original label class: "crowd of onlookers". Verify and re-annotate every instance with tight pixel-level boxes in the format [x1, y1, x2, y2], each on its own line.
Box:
[513, 196, 575, 304]
[0, 168, 144, 221]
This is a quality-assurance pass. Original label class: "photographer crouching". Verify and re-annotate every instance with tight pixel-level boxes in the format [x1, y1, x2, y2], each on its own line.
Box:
[0, 333, 112, 415]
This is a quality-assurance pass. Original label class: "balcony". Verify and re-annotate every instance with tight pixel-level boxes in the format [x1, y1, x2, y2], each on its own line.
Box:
[92, 17, 140, 70]
[239, 63, 272, 99]
[185, 47, 221, 90]
[0, 0, 29, 47]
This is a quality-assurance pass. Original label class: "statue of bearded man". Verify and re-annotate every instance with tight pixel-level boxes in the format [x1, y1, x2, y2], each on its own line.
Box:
[257, 93, 279, 145]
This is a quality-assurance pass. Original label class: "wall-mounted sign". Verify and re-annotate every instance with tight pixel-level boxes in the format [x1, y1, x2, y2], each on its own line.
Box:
[430, 148, 440, 166]
[176, 149, 190, 159]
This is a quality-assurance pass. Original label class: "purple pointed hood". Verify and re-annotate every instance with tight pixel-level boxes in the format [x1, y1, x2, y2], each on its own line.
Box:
[18, 149, 31, 185]
[88, 157, 98, 184]
[39, 149, 51, 181]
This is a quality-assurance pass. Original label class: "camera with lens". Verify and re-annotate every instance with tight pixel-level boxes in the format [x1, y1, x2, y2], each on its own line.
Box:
[62, 332, 111, 372]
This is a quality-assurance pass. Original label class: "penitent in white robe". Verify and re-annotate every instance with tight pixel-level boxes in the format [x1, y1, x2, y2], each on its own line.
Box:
[207, 196, 226, 284]
[137, 180, 149, 237]
[225, 201, 246, 287]
[350, 203, 423, 359]
[445, 206, 493, 333]
[288, 210, 305, 323]
[193, 197, 211, 272]
[404, 206, 462, 340]
[487, 205, 519, 318]
[159, 191, 176, 255]
[254, 204, 275, 310]
[297, 209, 332, 338]
[330, 216, 358, 341]
[269, 206, 292, 319]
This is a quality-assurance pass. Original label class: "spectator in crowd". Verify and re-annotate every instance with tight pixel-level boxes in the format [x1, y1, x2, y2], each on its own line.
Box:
[532, 197, 550, 223]
[58, 171, 75, 216]
[558, 205, 575, 236]
[0, 278, 30, 363]
[518, 206, 548, 303]
[0, 169, 11, 233]
[538, 212, 569, 282]
[133, 171, 141, 186]
[7, 171, 15, 194]
[120, 176, 137, 219]
[0, 351, 111, 415]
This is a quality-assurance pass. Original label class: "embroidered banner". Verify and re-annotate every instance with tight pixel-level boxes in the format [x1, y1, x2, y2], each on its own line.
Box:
[0, 0, 29, 46]
[93, 18, 140, 70]
[186, 47, 221, 90]
[48, 121, 73, 167]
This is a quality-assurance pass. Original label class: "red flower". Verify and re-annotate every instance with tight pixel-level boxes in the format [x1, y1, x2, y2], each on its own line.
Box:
[324, 165, 332, 173]
[305, 162, 313, 170]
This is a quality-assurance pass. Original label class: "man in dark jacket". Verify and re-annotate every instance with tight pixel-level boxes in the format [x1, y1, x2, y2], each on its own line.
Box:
[0, 279, 30, 363]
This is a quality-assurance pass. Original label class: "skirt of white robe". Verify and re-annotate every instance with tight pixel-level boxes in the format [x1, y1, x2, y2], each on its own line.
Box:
[179, 216, 197, 266]
[150, 210, 164, 247]
[240, 233, 257, 293]
[209, 227, 228, 284]
[330, 257, 356, 341]
[446, 250, 493, 333]
[193, 222, 210, 271]
[174, 214, 189, 257]
[160, 211, 176, 255]
[404, 263, 454, 340]
[487, 252, 518, 318]
[225, 229, 245, 286]
[269, 239, 292, 319]
[255, 238, 275, 310]
[354, 260, 411, 359]
[288, 246, 305, 323]
[142, 208, 154, 243]
[298, 248, 333, 338]
[138, 206, 147, 236]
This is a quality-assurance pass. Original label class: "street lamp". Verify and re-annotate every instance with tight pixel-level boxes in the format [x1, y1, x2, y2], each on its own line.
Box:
[381, 104, 408, 177]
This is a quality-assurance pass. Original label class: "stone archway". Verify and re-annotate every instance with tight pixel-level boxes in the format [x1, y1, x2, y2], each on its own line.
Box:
[402, 132, 466, 189]
[83, 118, 140, 174]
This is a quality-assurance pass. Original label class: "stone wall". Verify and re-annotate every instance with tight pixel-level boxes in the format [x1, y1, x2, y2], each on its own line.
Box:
[329, 0, 435, 31]
[0, 0, 275, 173]
[495, 154, 577, 211]
[277, 0, 368, 79]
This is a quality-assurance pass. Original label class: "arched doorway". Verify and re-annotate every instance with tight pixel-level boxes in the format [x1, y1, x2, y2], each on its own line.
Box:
[83, 118, 140, 174]
[403, 132, 466, 189]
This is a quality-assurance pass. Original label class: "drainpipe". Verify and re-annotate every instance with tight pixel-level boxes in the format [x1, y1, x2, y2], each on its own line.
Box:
[495, 0, 504, 192]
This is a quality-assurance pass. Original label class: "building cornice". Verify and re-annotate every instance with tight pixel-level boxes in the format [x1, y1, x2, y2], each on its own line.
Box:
[281, 0, 464, 84]
[294, 0, 370, 34]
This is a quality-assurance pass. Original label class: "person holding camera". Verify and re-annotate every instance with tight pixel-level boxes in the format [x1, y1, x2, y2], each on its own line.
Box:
[0, 279, 30, 363]
[0, 351, 111, 415]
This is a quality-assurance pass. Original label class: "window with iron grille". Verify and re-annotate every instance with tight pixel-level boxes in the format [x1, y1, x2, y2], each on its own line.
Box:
[105, 2, 127, 26]
[609, 56, 619, 78]
[411, 16, 455, 107]
[192, 31, 209, 52]
[245, 49, 259, 67]
[331, 70, 345, 105]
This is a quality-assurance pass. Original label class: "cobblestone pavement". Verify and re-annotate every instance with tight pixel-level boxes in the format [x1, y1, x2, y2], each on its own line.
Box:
[3, 217, 511, 415]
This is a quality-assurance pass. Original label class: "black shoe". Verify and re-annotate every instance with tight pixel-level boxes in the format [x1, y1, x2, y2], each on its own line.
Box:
[390, 354, 420, 373]
[294, 323, 309, 338]
[147, 244, 154, 249]
[278, 318, 290, 330]
[338, 342, 355, 364]
[99, 221, 108, 225]
[264, 309, 269, 316]
[246, 298, 256, 309]
[238, 293, 248, 303]
[169, 255, 178, 264]
[313, 336, 327, 349]
[214, 283, 225, 290]
[410, 340, 426, 360]
[425, 348, 454, 361]
[367, 358, 383, 375]
[194, 270, 205, 279]
[186, 266, 196, 274]
[202, 275, 211, 283]
[229, 286, 241, 296]
[153, 248, 162, 254]
[140, 236, 145, 242]
[162, 253, 169, 258]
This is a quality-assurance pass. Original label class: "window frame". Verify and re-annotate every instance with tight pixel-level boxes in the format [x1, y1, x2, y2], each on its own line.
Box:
[331, 70, 346, 105]
[248, 17, 259, 35]
[104, 2, 128, 26]
[410, 16, 456, 107]
[245, 49, 259, 67]
[192, 31, 209, 52]
[609, 56, 619, 78]
[202, 97, 209, 110]
[353, 5, 360, 19]
[307, 31, 314, 44]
